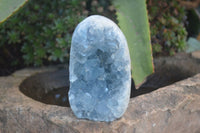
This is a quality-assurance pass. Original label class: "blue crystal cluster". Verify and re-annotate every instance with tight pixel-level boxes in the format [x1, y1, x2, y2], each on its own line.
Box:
[68, 15, 131, 122]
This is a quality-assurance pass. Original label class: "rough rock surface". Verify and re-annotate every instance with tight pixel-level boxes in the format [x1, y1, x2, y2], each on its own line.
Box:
[19, 66, 70, 107]
[69, 15, 131, 121]
[139, 53, 200, 90]
[192, 50, 200, 59]
[0, 66, 200, 133]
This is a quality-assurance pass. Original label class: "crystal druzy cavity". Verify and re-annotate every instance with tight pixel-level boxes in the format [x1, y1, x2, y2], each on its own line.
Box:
[68, 15, 131, 122]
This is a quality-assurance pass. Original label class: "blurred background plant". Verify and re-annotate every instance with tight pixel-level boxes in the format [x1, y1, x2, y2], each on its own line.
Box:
[147, 0, 188, 56]
[0, 0, 87, 68]
[0, 0, 116, 72]
[0, 0, 199, 76]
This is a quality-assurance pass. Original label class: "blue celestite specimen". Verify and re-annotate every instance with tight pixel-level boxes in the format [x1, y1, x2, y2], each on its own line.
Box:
[68, 15, 131, 122]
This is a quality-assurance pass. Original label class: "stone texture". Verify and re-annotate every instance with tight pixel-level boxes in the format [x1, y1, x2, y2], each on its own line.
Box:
[19, 67, 70, 107]
[0, 66, 200, 133]
[192, 50, 200, 59]
[139, 52, 200, 90]
[69, 15, 131, 121]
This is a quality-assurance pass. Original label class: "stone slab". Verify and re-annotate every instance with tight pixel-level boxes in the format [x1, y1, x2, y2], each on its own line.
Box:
[0, 67, 200, 133]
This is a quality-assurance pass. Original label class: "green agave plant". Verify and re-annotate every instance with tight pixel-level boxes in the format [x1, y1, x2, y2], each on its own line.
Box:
[0, 0, 28, 23]
[113, 0, 154, 85]
[0, 0, 154, 86]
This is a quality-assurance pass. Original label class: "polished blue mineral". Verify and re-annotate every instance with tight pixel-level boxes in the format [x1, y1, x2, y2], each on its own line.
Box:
[68, 15, 131, 122]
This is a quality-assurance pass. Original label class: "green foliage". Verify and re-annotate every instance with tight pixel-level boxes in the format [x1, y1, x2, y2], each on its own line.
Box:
[147, 0, 188, 56]
[186, 9, 200, 37]
[1, 0, 187, 85]
[0, 0, 87, 66]
[0, 0, 28, 23]
[89, 0, 116, 22]
[113, 0, 154, 85]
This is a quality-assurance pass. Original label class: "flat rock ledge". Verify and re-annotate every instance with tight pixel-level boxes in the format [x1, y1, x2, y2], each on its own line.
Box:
[0, 67, 200, 133]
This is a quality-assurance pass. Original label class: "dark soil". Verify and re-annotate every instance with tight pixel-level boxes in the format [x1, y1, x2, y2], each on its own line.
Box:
[0, 67, 23, 76]
[0, 44, 25, 76]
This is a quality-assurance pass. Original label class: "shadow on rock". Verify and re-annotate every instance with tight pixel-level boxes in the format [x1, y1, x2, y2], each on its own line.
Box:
[19, 53, 200, 106]
[131, 53, 200, 97]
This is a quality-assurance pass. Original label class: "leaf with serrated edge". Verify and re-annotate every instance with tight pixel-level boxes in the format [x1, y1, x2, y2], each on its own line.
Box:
[0, 0, 28, 23]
